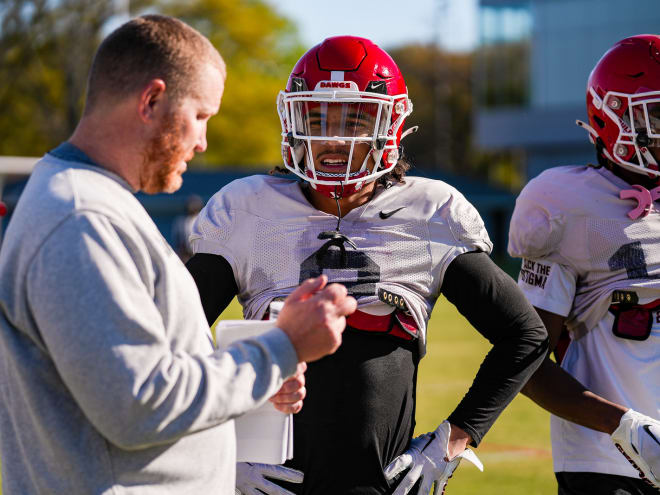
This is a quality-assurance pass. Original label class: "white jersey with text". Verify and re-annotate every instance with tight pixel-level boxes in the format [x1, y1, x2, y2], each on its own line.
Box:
[191, 174, 492, 355]
[508, 165, 660, 477]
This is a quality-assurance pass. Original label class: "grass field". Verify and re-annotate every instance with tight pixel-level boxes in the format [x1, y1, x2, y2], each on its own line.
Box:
[0, 296, 556, 494]
[414, 296, 555, 494]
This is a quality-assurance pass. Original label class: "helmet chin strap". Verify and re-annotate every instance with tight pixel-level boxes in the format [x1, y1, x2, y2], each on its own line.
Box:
[331, 183, 344, 229]
[576, 119, 599, 143]
[317, 183, 357, 267]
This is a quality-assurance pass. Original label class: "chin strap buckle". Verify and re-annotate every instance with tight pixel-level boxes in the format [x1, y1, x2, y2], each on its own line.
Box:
[316, 230, 357, 267]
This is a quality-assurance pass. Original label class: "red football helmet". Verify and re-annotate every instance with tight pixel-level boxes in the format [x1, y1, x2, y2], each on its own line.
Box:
[583, 35, 660, 177]
[277, 36, 414, 197]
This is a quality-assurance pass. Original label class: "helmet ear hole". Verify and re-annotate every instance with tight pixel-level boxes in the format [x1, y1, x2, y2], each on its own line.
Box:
[636, 131, 651, 148]
[593, 115, 606, 129]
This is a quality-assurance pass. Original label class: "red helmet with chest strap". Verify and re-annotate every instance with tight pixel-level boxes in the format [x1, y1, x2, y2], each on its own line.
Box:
[277, 36, 413, 197]
[582, 35, 660, 178]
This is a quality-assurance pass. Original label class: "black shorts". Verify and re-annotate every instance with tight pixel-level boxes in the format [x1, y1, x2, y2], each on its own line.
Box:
[281, 329, 419, 494]
[556, 471, 658, 495]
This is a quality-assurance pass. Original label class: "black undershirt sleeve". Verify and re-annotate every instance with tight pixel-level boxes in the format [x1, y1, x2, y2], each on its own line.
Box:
[440, 251, 549, 447]
[186, 253, 239, 326]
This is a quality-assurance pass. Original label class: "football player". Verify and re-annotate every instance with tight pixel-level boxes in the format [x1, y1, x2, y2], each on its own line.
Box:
[187, 36, 549, 494]
[509, 35, 660, 494]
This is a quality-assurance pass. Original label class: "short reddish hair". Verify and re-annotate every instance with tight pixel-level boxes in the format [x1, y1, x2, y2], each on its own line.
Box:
[84, 14, 225, 112]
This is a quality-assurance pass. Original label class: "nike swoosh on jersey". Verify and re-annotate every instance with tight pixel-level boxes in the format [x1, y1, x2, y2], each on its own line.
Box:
[379, 207, 406, 219]
[643, 424, 660, 447]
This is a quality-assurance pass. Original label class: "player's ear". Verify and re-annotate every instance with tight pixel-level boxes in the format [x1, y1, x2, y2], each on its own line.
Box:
[137, 79, 167, 123]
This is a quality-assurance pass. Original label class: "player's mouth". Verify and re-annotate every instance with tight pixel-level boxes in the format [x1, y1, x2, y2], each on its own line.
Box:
[320, 158, 348, 167]
[317, 153, 350, 171]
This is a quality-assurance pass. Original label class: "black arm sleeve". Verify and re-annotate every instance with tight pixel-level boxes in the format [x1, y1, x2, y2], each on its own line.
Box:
[440, 251, 549, 446]
[186, 253, 239, 326]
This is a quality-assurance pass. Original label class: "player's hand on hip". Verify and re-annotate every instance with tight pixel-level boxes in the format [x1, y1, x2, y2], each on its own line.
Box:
[235, 462, 303, 495]
[277, 275, 357, 363]
[384, 421, 483, 495]
[611, 409, 660, 489]
[269, 362, 306, 414]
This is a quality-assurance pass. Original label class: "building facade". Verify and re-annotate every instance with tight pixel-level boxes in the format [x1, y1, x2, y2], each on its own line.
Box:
[475, 0, 660, 180]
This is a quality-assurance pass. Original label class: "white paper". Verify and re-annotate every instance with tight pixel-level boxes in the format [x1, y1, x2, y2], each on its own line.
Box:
[215, 319, 294, 464]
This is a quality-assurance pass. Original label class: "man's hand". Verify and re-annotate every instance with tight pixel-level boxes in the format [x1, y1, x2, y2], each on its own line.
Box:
[277, 275, 357, 363]
[384, 421, 483, 495]
[269, 362, 306, 414]
[235, 462, 303, 495]
[611, 409, 660, 489]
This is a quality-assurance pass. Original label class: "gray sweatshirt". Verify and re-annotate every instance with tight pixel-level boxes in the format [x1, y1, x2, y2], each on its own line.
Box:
[0, 145, 298, 494]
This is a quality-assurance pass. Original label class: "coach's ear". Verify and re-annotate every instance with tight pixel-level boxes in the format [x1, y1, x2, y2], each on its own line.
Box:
[137, 79, 167, 123]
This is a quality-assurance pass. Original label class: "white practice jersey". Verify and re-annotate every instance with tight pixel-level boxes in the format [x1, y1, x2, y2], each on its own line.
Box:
[509, 165, 660, 477]
[191, 175, 492, 355]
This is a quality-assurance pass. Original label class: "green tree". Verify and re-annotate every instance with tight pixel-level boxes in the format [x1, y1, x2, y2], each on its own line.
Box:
[389, 43, 523, 190]
[0, 0, 127, 155]
[0, 0, 303, 169]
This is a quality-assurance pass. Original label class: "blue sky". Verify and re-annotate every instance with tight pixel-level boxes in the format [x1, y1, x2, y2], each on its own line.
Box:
[264, 0, 479, 52]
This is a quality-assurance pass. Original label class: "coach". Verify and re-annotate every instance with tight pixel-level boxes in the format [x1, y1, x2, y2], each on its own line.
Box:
[0, 15, 355, 494]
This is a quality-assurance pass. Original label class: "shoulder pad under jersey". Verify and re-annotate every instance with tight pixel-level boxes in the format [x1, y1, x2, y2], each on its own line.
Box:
[508, 167, 585, 260]
[444, 192, 492, 252]
[407, 177, 492, 254]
